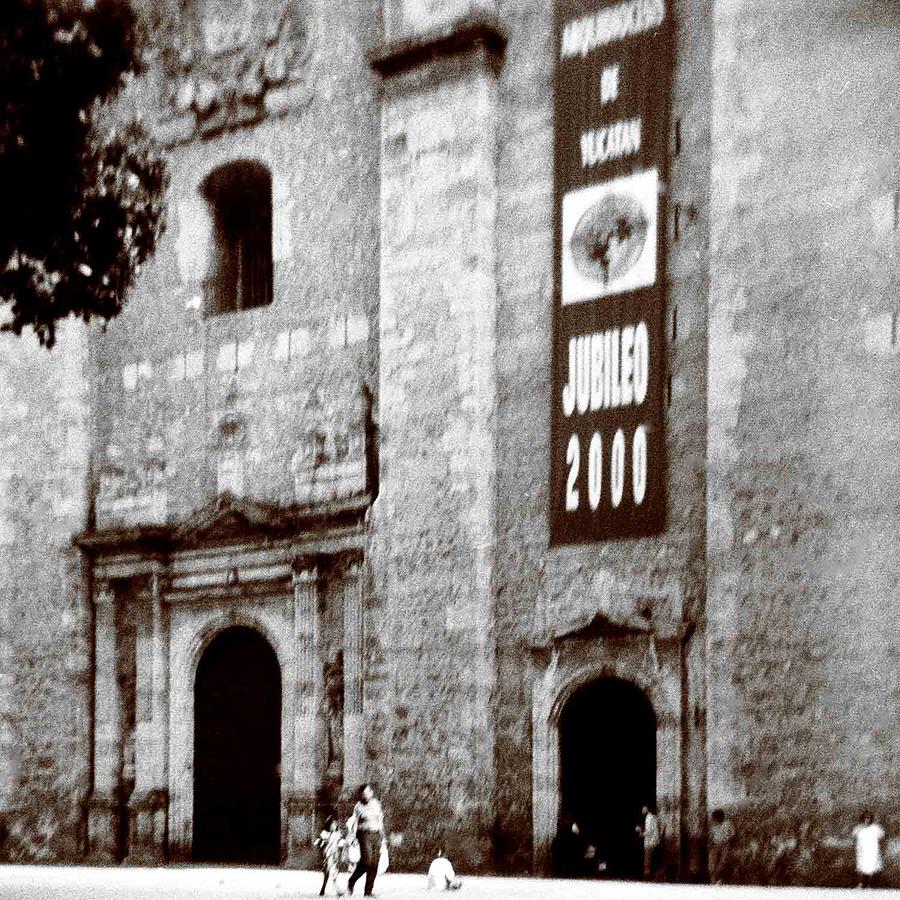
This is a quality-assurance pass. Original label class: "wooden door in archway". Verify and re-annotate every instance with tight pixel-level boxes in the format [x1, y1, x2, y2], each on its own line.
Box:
[193, 626, 281, 864]
[558, 677, 656, 879]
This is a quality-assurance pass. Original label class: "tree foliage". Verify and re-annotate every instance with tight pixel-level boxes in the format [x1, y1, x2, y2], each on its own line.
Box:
[0, 0, 167, 347]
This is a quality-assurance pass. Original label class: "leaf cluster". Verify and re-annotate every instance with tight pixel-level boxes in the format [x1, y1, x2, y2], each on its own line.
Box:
[0, 0, 167, 346]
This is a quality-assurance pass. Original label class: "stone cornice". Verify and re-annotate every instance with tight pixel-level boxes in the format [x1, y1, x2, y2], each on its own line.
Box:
[528, 615, 696, 651]
[75, 492, 372, 557]
[367, 15, 507, 79]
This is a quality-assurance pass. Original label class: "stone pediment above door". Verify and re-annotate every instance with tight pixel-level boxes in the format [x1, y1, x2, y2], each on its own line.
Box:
[530, 566, 688, 650]
[174, 493, 295, 545]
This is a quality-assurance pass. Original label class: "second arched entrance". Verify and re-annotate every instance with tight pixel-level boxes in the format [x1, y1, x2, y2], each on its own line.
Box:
[556, 677, 656, 879]
[193, 626, 282, 864]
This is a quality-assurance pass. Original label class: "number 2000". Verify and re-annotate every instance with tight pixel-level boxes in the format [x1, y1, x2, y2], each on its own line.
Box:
[565, 425, 647, 512]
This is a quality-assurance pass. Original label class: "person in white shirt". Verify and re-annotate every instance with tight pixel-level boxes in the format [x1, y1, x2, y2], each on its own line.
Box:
[638, 805, 662, 880]
[427, 848, 462, 890]
[853, 811, 885, 888]
[346, 784, 385, 897]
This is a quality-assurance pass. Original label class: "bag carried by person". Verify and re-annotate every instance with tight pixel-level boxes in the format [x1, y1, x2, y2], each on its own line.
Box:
[378, 839, 389, 875]
[345, 838, 361, 868]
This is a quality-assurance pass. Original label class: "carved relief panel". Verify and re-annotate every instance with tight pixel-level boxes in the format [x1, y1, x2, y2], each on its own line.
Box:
[155, 0, 312, 140]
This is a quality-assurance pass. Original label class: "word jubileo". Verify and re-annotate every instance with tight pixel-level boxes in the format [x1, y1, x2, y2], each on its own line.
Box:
[565, 425, 648, 512]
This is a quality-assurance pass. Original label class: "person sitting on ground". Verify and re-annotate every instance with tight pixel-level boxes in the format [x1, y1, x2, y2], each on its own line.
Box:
[427, 848, 462, 890]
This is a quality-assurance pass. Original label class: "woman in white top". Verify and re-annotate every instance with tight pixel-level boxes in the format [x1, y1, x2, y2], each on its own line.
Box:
[346, 783, 384, 896]
[853, 810, 885, 888]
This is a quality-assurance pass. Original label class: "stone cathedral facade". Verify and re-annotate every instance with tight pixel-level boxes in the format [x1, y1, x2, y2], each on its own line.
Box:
[1, 0, 900, 887]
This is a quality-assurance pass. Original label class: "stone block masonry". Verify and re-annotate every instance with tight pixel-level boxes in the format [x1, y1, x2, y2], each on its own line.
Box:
[491, 0, 712, 877]
[706, 0, 900, 885]
[2, 0, 900, 884]
[368, 15, 504, 871]
[0, 325, 92, 861]
[1, 0, 382, 864]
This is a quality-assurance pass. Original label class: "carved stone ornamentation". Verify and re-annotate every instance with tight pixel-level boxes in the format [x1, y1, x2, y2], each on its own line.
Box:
[95, 436, 168, 530]
[153, 0, 312, 144]
[292, 393, 368, 506]
[323, 652, 344, 775]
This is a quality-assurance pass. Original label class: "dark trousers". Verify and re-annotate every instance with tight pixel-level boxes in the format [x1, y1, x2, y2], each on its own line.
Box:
[348, 830, 381, 896]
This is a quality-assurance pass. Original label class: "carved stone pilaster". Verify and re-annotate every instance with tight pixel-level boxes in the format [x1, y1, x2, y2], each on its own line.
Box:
[286, 791, 322, 869]
[342, 561, 365, 795]
[88, 580, 122, 863]
[126, 571, 170, 864]
[150, 572, 170, 792]
[86, 791, 124, 865]
[289, 560, 322, 866]
[294, 563, 321, 724]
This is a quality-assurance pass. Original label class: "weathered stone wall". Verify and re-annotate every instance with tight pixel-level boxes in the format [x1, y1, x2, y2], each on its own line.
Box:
[491, 0, 712, 877]
[706, 0, 900, 886]
[367, 14, 501, 870]
[4, 0, 900, 883]
[93, 0, 380, 528]
[1, 0, 381, 864]
[0, 325, 92, 861]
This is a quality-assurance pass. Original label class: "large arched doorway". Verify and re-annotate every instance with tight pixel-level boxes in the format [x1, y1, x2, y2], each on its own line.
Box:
[193, 626, 282, 864]
[556, 677, 656, 879]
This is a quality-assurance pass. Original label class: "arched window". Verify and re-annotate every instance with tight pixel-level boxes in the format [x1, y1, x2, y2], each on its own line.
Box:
[201, 160, 273, 315]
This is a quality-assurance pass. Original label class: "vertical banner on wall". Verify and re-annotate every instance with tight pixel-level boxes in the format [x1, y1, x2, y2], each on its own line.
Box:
[550, 0, 671, 545]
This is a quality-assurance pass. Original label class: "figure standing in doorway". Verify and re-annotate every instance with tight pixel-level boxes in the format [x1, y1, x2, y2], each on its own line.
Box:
[552, 818, 584, 877]
[638, 804, 662, 880]
[346, 783, 385, 897]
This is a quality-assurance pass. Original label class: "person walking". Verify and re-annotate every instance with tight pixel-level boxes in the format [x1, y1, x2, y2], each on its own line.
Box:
[346, 783, 385, 897]
[638, 804, 662, 880]
[853, 810, 885, 888]
[315, 817, 346, 897]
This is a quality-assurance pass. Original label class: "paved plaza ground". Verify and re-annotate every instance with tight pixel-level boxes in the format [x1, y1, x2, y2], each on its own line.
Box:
[0, 866, 896, 900]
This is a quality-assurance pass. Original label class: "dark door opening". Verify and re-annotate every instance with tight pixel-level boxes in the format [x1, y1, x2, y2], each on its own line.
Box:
[557, 677, 656, 879]
[193, 626, 282, 864]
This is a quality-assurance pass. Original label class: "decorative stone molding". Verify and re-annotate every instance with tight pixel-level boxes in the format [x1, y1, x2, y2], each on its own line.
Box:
[531, 638, 684, 875]
[286, 790, 323, 867]
[91, 580, 121, 805]
[78, 493, 371, 560]
[152, 0, 313, 144]
[167, 604, 293, 863]
[126, 789, 169, 865]
[78, 494, 369, 863]
[341, 560, 365, 795]
[532, 567, 686, 647]
[367, 14, 507, 79]
[96, 458, 168, 530]
[215, 415, 248, 498]
[292, 560, 323, 784]
[292, 428, 366, 506]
